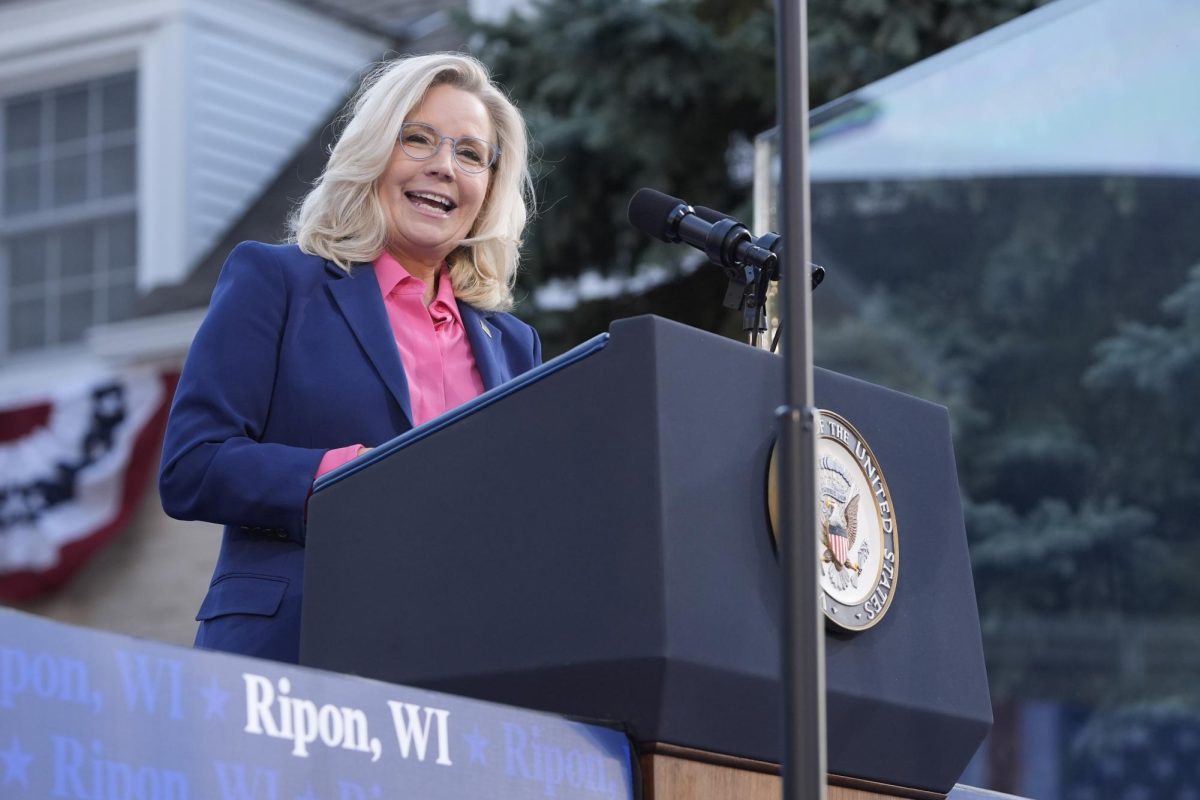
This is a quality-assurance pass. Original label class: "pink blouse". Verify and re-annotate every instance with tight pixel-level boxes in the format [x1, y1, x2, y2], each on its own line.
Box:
[314, 253, 485, 479]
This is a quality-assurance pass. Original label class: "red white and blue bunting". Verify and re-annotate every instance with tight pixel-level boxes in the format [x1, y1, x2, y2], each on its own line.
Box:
[0, 368, 175, 601]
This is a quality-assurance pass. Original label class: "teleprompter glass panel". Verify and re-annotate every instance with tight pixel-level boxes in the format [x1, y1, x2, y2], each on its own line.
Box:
[757, 1, 1200, 795]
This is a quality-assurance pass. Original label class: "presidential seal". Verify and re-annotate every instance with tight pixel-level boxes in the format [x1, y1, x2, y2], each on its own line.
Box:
[817, 411, 898, 632]
[764, 411, 900, 631]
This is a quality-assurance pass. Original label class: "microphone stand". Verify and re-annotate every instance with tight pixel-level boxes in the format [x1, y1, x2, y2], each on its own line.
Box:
[724, 259, 772, 348]
[698, 217, 773, 348]
[730, 248, 824, 351]
[776, 3, 826, 800]
[685, 202, 823, 349]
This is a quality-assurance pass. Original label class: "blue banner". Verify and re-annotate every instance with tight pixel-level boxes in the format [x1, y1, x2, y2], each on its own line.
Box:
[0, 609, 634, 799]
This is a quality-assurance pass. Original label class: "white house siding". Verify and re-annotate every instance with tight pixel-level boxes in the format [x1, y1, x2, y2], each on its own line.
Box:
[178, 0, 386, 281]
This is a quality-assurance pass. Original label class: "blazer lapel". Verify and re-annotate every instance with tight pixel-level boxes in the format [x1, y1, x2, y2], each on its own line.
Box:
[327, 262, 414, 425]
[459, 302, 508, 391]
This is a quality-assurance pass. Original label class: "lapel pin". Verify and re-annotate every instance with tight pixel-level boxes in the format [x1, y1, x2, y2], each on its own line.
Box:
[481, 320, 492, 338]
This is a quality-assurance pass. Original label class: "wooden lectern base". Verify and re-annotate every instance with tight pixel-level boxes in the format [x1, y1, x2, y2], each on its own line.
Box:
[640, 745, 947, 800]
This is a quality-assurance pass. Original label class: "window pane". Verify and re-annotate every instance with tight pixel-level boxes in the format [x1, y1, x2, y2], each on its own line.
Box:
[5, 95, 42, 154]
[59, 287, 95, 343]
[99, 143, 135, 197]
[53, 87, 89, 144]
[3, 72, 137, 356]
[7, 233, 48, 288]
[4, 161, 41, 215]
[60, 224, 96, 278]
[101, 75, 136, 134]
[9, 295, 47, 352]
[106, 275, 136, 323]
[106, 214, 136, 268]
[52, 153, 88, 207]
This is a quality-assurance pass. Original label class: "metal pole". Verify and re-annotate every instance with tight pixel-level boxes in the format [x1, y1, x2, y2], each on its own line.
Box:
[776, 2, 826, 800]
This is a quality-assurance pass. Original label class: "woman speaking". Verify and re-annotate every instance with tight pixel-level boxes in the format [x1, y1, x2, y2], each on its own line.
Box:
[159, 53, 540, 664]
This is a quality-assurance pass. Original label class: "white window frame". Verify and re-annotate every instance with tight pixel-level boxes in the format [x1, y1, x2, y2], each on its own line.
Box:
[0, 9, 150, 397]
[0, 0, 189, 297]
[1, 72, 140, 359]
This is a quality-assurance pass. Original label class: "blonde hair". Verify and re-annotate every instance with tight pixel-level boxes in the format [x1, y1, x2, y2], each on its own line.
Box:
[289, 53, 533, 311]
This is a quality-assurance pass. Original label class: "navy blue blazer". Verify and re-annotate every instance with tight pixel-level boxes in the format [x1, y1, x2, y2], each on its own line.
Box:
[159, 241, 542, 664]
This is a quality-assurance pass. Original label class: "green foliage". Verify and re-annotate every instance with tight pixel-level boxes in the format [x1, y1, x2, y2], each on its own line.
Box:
[1086, 263, 1200, 401]
[468, 0, 775, 288]
[1081, 263, 1200, 537]
[967, 497, 1166, 614]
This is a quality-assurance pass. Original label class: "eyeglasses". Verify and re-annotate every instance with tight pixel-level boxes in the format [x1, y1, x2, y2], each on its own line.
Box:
[398, 122, 500, 174]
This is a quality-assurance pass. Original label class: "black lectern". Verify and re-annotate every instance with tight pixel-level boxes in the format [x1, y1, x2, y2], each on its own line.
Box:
[301, 315, 991, 796]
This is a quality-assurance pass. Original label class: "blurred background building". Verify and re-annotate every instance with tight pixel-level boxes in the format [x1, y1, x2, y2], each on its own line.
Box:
[3, 0, 1198, 797]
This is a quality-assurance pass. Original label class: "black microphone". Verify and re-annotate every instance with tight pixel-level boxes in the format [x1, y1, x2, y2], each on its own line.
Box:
[627, 188, 776, 281]
[694, 206, 825, 290]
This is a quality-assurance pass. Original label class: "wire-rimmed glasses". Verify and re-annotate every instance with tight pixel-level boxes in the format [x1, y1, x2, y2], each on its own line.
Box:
[398, 122, 500, 174]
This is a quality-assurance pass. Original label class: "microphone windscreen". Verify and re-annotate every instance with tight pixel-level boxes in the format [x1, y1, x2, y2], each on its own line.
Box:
[627, 188, 687, 242]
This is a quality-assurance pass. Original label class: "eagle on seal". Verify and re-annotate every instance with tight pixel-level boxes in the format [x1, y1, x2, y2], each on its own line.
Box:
[821, 492, 862, 586]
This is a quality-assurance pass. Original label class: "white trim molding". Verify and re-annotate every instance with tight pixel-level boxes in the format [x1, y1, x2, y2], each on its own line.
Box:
[86, 308, 207, 366]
